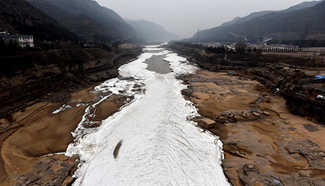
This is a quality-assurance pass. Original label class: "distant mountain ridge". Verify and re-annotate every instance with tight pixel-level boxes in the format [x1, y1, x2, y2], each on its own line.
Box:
[28, 0, 136, 42]
[220, 11, 273, 27]
[127, 20, 178, 43]
[284, 0, 321, 12]
[193, 0, 325, 43]
[220, 1, 321, 28]
[0, 0, 77, 41]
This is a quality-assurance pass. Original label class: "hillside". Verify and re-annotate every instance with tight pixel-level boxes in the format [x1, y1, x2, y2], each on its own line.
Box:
[128, 20, 178, 43]
[284, 0, 321, 12]
[0, 0, 77, 41]
[221, 0, 320, 27]
[28, 0, 136, 42]
[220, 11, 273, 27]
[193, 0, 325, 43]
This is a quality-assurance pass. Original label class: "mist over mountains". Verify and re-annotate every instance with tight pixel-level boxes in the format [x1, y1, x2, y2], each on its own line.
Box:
[127, 20, 178, 43]
[1, 0, 324, 45]
[221, 1, 321, 28]
[2, 0, 176, 44]
[192, 0, 325, 43]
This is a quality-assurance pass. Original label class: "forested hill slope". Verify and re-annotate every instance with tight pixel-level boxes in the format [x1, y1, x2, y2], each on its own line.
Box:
[193, 1, 325, 42]
[28, 0, 136, 42]
[0, 0, 77, 41]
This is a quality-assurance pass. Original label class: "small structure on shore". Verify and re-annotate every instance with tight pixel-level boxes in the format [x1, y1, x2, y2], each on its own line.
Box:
[262, 45, 301, 53]
[247, 43, 301, 53]
[0, 31, 34, 48]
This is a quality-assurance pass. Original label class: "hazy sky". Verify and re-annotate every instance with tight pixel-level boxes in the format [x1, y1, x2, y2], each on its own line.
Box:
[96, 0, 317, 38]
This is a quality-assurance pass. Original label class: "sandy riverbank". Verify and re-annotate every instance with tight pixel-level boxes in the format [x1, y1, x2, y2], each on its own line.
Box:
[181, 70, 325, 185]
[0, 83, 132, 185]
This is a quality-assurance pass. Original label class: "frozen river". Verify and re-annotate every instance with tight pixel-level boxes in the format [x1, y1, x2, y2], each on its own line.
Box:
[66, 45, 230, 186]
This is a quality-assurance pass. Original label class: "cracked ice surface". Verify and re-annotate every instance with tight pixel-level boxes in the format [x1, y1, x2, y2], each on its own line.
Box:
[66, 45, 230, 186]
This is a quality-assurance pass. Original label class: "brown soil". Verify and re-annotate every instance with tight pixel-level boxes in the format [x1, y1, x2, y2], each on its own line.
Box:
[0, 86, 131, 185]
[182, 70, 325, 186]
[170, 42, 325, 124]
[93, 95, 132, 122]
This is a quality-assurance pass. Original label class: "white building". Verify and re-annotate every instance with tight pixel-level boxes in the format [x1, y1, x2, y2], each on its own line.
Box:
[0, 33, 34, 48]
[17, 35, 34, 48]
[262, 44, 301, 53]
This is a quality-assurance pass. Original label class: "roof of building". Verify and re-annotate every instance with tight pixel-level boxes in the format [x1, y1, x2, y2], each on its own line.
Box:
[0, 33, 33, 39]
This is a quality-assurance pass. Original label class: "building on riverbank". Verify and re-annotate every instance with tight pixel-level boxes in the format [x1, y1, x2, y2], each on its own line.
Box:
[247, 44, 301, 53]
[302, 47, 325, 55]
[262, 45, 301, 53]
[0, 32, 34, 48]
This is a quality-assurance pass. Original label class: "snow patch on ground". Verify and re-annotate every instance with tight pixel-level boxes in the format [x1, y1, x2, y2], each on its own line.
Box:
[143, 47, 164, 51]
[66, 46, 230, 186]
[95, 78, 139, 96]
[164, 53, 198, 75]
[52, 104, 72, 115]
[68, 93, 112, 140]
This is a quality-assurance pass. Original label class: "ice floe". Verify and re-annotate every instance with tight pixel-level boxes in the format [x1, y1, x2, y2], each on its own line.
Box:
[66, 46, 230, 186]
